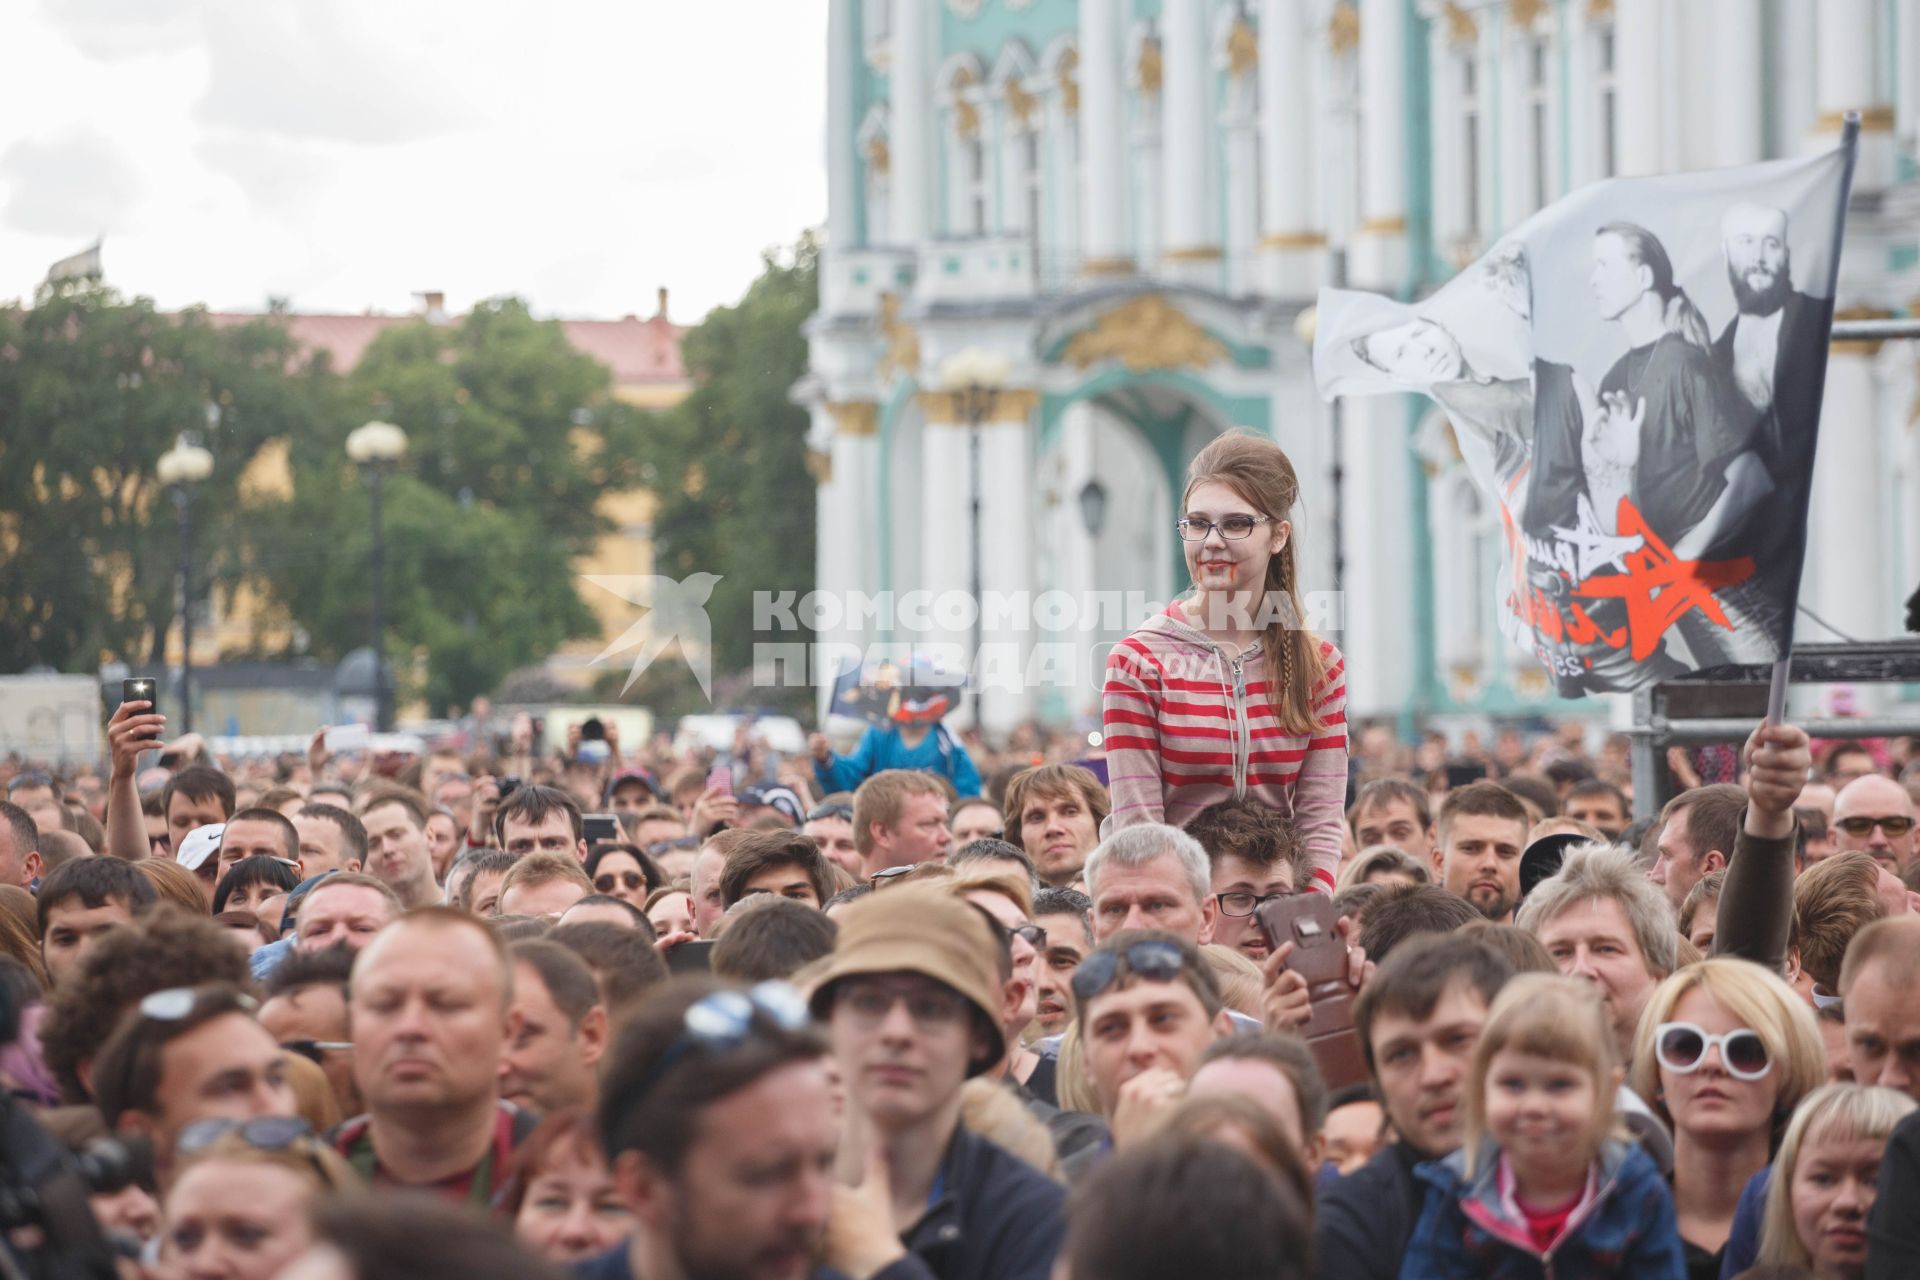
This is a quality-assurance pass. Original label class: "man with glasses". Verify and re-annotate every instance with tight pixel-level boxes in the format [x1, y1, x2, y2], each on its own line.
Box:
[1074, 932, 1233, 1149]
[1832, 774, 1917, 872]
[1187, 799, 1311, 963]
[590, 979, 860, 1280]
[802, 797, 861, 879]
[809, 884, 1066, 1279]
[90, 984, 298, 1187]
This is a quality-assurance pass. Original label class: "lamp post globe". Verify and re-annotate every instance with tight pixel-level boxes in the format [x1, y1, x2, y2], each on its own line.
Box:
[348, 421, 407, 731]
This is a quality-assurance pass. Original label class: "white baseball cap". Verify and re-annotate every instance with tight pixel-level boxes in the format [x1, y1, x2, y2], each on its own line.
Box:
[175, 823, 226, 874]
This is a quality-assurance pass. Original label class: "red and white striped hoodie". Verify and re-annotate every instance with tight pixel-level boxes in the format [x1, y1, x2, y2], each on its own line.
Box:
[1102, 602, 1349, 893]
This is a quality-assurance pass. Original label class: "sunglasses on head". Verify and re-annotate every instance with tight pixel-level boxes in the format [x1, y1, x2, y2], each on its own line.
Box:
[1655, 1021, 1772, 1081]
[628, 982, 811, 1105]
[644, 836, 702, 857]
[595, 870, 648, 893]
[807, 802, 854, 823]
[177, 1115, 317, 1158]
[139, 987, 257, 1022]
[1070, 939, 1188, 1003]
[869, 864, 916, 886]
[1834, 814, 1915, 837]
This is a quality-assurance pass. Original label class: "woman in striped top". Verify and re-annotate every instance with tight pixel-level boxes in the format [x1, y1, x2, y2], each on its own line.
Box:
[1101, 432, 1349, 893]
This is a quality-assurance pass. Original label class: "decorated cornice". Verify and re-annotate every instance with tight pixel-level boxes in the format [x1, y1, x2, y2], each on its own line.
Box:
[876, 293, 920, 383]
[1061, 295, 1229, 372]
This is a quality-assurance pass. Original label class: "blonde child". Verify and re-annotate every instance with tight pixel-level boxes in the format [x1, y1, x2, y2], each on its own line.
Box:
[1402, 973, 1685, 1278]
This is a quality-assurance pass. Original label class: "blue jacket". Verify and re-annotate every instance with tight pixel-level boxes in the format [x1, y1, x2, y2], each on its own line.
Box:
[815, 724, 982, 798]
[1402, 1138, 1687, 1280]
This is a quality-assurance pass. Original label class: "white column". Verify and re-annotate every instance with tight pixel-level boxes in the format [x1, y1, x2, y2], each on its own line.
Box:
[1047, 96, 1080, 285]
[1222, 87, 1259, 295]
[890, 0, 934, 245]
[1780, 0, 1818, 152]
[1708, 0, 1763, 167]
[1351, 0, 1406, 289]
[1900, 0, 1920, 151]
[827, 0, 860, 250]
[1812, 0, 1893, 188]
[977, 406, 1034, 734]
[1160, 0, 1219, 285]
[919, 409, 972, 683]
[1079, 0, 1131, 274]
[1613, 0, 1663, 176]
[1804, 350, 1884, 643]
[1259, 0, 1323, 297]
[1338, 396, 1414, 713]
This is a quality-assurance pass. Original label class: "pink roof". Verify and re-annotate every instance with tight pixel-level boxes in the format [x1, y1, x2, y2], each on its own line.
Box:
[205, 306, 687, 388]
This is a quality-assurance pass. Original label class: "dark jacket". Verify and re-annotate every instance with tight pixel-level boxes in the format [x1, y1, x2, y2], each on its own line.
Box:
[1317, 1140, 1432, 1280]
[1402, 1138, 1686, 1280]
[1869, 1109, 1920, 1280]
[1712, 821, 1799, 976]
[882, 1124, 1065, 1280]
[575, 1248, 851, 1280]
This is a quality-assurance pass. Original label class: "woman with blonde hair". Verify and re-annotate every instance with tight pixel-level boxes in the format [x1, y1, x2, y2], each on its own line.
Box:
[1200, 944, 1266, 1021]
[1103, 431, 1348, 893]
[160, 1116, 360, 1280]
[1756, 1083, 1916, 1279]
[1628, 958, 1826, 1279]
[1335, 845, 1432, 893]
[138, 857, 209, 916]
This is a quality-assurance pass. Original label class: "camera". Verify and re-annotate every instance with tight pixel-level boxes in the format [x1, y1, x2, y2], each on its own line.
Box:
[499, 776, 522, 801]
[0, 980, 140, 1280]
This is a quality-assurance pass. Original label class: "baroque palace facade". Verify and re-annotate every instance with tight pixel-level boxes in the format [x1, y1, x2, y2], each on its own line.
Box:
[802, 0, 1920, 733]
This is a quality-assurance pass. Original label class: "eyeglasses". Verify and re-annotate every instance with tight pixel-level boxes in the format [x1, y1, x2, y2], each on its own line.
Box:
[629, 982, 812, 1104]
[1070, 939, 1188, 1003]
[148, 833, 172, 854]
[1655, 1021, 1772, 1081]
[280, 1039, 354, 1064]
[644, 836, 702, 857]
[1176, 515, 1271, 542]
[833, 978, 970, 1032]
[1834, 814, 1915, 837]
[595, 870, 648, 893]
[177, 1115, 316, 1158]
[1215, 890, 1293, 918]
[807, 802, 854, 822]
[139, 987, 257, 1022]
[1002, 923, 1046, 950]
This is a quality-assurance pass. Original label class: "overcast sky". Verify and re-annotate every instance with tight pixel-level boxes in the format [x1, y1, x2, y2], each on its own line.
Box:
[0, 0, 829, 325]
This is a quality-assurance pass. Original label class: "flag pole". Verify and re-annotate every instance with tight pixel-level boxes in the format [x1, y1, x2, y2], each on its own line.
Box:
[1767, 111, 1861, 727]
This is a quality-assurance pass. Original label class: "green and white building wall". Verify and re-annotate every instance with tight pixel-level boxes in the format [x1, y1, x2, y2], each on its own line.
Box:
[802, 0, 1920, 735]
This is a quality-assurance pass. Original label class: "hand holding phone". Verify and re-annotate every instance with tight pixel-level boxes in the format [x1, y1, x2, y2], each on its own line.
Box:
[583, 814, 621, 844]
[707, 764, 733, 797]
[1256, 894, 1369, 1089]
[122, 679, 161, 740]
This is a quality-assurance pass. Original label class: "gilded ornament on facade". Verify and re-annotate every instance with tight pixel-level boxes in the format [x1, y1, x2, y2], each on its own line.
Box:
[865, 135, 890, 176]
[1005, 77, 1038, 128]
[1057, 47, 1080, 114]
[804, 448, 832, 484]
[826, 401, 878, 437]
[1061, 295, 1229, 373]
[1226, 16, 1258, 77]
[914, 387, 1040, 425]
[1509, 0, 1548, 30]
[1586, 0, 1615, 19]
[876, 294, 921, 384]
[1135, 38, 1163, 94]
[1442, 1, 1478, 46]
[1328, 3, 1359, 56]
[950, 65, 981, 139]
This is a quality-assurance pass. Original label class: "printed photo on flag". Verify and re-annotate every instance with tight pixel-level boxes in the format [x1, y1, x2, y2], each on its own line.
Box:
[1314, 142, 1855, 697]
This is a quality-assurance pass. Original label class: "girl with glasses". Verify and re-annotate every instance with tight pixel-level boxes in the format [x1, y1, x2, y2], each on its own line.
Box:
[1627, 959, 1826, 1280]
[1103, 433, 1347, 894]
[1405, 973, 1685, 1277]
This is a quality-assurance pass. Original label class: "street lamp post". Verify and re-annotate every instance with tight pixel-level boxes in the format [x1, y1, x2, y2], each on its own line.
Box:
[938, 350, 1011, 727]
[156, 435, 214, 733]
[346, 421, 408, 731]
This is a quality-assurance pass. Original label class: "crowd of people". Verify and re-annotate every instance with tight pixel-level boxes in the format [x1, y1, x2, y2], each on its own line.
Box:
[0, 684, 1915, 1280]
[1, 432, 1918, 1279]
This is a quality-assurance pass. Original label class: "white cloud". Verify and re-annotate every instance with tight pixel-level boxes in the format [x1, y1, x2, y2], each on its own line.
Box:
[0, 0, 828, 323]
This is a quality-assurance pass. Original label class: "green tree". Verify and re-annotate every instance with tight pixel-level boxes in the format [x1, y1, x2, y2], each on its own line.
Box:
[647, 233, 819, 709]
[0, 280, 325, 671]
[246, 298, 625, 710]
